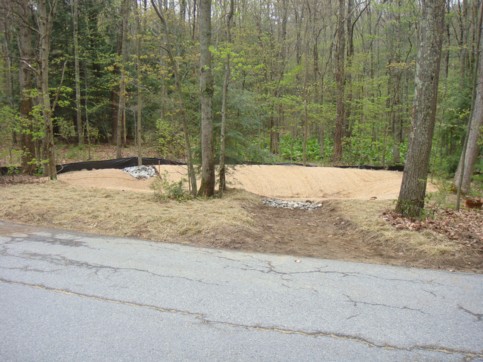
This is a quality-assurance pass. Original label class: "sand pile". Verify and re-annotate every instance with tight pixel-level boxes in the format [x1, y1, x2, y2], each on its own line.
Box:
[58, 165, 436, 200]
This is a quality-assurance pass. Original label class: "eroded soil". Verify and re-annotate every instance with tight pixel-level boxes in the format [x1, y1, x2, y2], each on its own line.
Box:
[184, 201, 482, 272]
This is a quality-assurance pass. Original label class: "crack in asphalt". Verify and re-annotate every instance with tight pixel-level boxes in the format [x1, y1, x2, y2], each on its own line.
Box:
[343, 294, 428, 315]
[0, 265, 63, 273]
[0, 235, 447, 288]
[1, 250, 221, 287]
[0, 277, 480, 359]
[458, 305, 483, 322]
[422, 289, 438, 298]
[222, 258, 446, 287]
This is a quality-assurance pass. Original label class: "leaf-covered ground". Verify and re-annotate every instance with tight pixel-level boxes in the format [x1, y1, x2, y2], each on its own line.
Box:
[382, 206, 482, 270]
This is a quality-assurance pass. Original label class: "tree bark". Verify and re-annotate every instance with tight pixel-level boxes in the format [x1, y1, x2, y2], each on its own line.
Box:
[38, 0, 58, 180]
[219, 0, 234, 194]
[135, 0, 144, 166]
[116, 0, 130, 158]
[345, 0, 354, 138]
[16, 0, 37, 174]
[454, 0, 483, 195]
[150, 0, 197, 196]
[388, 0, 403, 165]
[72, 0, 83, 145]
[198, 0, 215, 196]
[333, 0, 346, 163]
[396, 0, 445, 217]
[269, 0, 289, 156]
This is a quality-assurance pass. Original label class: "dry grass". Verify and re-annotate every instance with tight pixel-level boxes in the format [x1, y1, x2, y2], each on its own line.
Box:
[0, 181, 257, 242]
[1, 177, 480, 272]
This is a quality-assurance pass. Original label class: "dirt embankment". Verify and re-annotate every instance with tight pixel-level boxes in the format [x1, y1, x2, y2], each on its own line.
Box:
[58, 165, 436, 200]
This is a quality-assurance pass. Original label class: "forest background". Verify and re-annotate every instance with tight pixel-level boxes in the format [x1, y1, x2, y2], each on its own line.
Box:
[0, 0, 481, 199]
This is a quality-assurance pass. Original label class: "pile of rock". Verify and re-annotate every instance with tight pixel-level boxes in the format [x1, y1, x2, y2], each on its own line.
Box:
[262, 198, 321, 210]
[123, 165, 157, 179]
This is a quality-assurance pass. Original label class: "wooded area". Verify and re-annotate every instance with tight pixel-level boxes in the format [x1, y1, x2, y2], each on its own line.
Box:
[0, 0, 481, 215]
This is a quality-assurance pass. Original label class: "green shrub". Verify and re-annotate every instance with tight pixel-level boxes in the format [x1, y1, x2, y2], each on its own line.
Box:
[151, 171, 193, 202]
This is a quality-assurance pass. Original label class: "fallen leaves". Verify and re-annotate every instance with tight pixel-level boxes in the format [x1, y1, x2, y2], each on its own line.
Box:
[382, 207, 483, 249]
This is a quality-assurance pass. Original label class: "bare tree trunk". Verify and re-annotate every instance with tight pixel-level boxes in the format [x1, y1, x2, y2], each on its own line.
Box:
[116, 70, 126, 158]
[116, 0, 130, 158]
[84, 62, 92, 160]
[151, 0, 197, 195]
[333, 0, 346, 163]
[39, 0, 58, 180]
[396, 0, 445, 217]
[135, 0, 144, 166]
[0, 7, 13, 108]
[219, 0, 234, 194]
[198, 0, 215, 196]
[72, 0, 83, 145]
[454, 0, 483, 195]
[388, 0, 403, 165]
[345, 0, 354, 138]
[269, 0, 288, 156]
[16, 0, 37, 174]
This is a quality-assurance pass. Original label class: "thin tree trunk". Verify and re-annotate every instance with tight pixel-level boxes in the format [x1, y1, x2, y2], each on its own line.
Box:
[39, 0, 58, 180]
[345, 0, 354, 138]
[219, 0, 234, 194]
[116, 69, 125, 158]
[388, 0, 403, 165]
[269, 0, 288, 156]
[198, 0, 215, 196]
[72, 0, 83, 145]
[135, 0, 143, 166]
[116, 0, 130, 158]
[151, 0, 197, 195]
[334, 0, 346, 163]
[0, 11, 13, 108]
[84, 62, 92, 160]
[396, 0, 445, 217]
[16, 0, 37, 174]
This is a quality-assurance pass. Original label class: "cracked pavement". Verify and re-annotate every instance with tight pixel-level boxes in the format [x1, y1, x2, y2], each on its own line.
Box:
[0, 221, 482, 361]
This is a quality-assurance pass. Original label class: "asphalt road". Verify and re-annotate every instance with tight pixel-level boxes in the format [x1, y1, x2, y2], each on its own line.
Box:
[0, 220, 482, 361]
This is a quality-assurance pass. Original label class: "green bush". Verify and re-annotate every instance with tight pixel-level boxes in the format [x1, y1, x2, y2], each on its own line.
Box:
[151, 171, 193, 202]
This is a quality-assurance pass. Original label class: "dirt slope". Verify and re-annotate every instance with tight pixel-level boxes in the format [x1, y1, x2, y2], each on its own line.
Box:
[58, 165, 436, 200]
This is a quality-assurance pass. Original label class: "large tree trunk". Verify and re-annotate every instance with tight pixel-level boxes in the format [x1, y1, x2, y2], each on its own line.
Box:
[396, 0, 445, 217]
[333, 0, 346, 163]
[454, 0, 483, 194]
[39, 0, 58, 180]
[198, 0, 215, 196]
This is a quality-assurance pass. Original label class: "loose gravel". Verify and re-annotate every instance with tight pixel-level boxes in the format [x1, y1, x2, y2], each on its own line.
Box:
[262, 198, 322, 210]
[123, 166, 157, 179]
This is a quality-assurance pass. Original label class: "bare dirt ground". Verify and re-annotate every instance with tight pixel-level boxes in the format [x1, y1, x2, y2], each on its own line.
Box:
[56, 165, 414, 199]
[0, 159, 481, 272]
